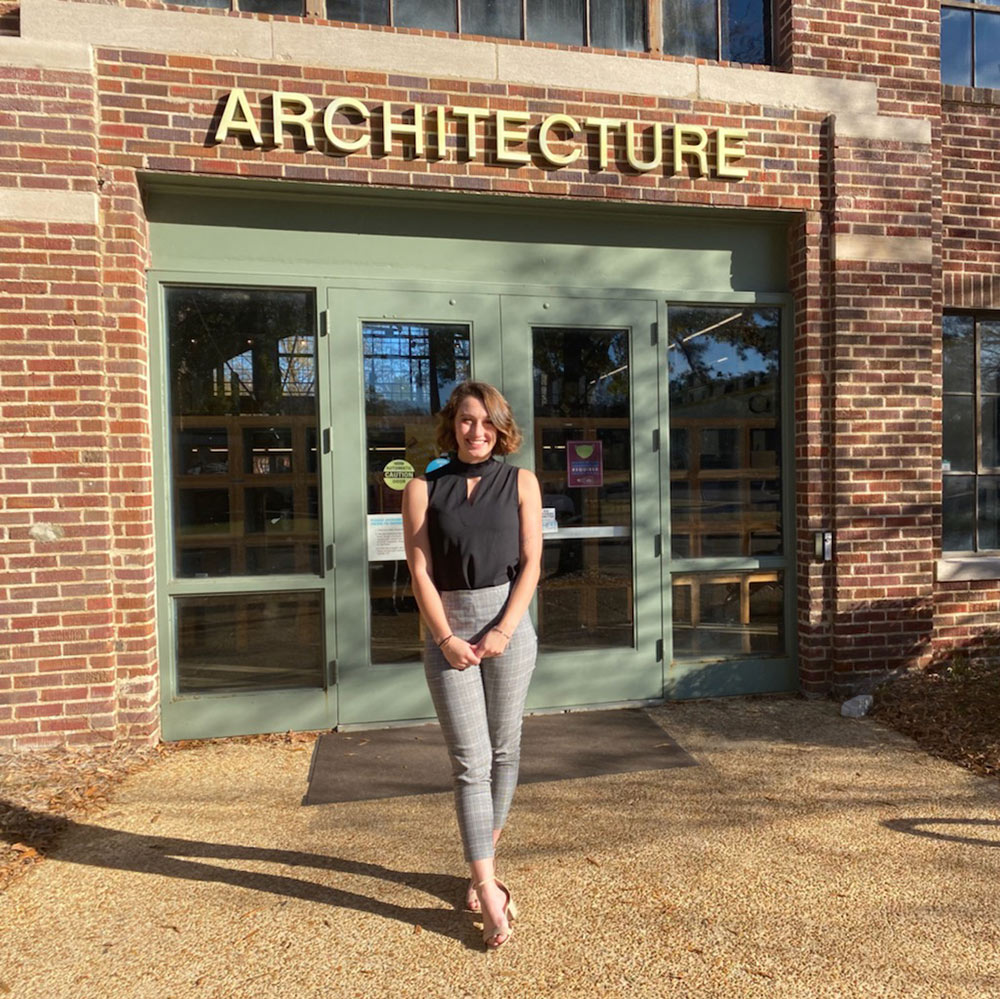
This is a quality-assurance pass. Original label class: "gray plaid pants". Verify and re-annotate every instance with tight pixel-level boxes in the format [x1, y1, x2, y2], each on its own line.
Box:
[423, 582, 537, 862]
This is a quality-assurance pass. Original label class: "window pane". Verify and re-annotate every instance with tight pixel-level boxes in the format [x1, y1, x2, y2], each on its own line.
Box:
[527, 0, 584, 44]
[981, 397, 1000, 468]
[590, 0, 645, 50]
[672, 571, 784, 658]
[943, 476, 975, 551]
[462, 0, 521, 38]
[943, 395, 975, 472]
[363, 321, 471, 664]
[326, 0, 388, 23]
[668, 306, 781, 557]
[721, 0, 769, 64]
[175, 592, 324, 693]
[979, 319, 1000, 393]
[239, 0, 303, 13]
[943, 313, 974, 392]
[167, 287, 319, 579]
[534, 326, 634, 650]
[941, 7, 972, 86]
[975, 12, 1000, 88]
[978, 477, 1000, 549]
[396, 0, 457, 30]
[663, 0, 717, 58]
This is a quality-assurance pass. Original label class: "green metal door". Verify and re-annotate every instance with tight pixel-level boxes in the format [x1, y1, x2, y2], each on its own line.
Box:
[328, 288, 504, 726]
[154, 282, 337, 741]
[501, 294, 665, 708]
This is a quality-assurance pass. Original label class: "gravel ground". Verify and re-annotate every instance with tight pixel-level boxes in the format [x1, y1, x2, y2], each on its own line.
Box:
[1, 697, 999, 999]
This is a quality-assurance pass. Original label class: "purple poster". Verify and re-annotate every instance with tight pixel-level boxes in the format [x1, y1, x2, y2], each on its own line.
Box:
[566, 441, 603, 487]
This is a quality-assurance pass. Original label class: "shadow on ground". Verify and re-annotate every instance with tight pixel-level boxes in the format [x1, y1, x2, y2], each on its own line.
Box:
[0, 800, 484, 948]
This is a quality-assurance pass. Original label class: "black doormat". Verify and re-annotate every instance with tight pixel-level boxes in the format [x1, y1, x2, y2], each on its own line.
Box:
[303, 708, 697, 805]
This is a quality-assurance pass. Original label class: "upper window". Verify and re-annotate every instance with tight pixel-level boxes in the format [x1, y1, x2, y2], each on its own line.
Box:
[942, 2, 1000, 89]
[942, 312, 1000, 552]
[172, 0, 772, 64]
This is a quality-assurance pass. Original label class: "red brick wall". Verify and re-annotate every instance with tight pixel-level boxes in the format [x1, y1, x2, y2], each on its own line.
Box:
[942, 86, 1000, 310]
[0, 60, 158, 750]
[780, 0, 940, 117]
[789, 210, 833, 697]
[826, 125, 937, 691]
[3, 0, 992, 746]
[93, 49, 823, 207]
[934, 85, 1000, 661]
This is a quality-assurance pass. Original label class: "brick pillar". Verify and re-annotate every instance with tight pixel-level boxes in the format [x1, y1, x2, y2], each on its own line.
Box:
[826, 113, 937, 694]
[100, 172, 159, 745]
[791, 211, 835, 696]
[0, 52, 159, 750]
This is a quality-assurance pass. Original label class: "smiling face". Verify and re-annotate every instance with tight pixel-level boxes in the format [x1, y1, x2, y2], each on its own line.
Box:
[453, 394, 497, 464]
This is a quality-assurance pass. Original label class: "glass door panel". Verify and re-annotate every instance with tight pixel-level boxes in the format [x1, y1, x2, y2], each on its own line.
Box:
[166, 286, 321, 579]
[533, 325, 634, 650]
[175, 590, 324, 693]
[501, 296, 663, 709]
[363, 320, 472, 664]
[665, 303, 794, 697]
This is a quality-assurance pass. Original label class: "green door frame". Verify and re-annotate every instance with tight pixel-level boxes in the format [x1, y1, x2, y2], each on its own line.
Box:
[151, 270, 796, 741]
[150, 273, 338, 741]
[501, 293, 666, 709]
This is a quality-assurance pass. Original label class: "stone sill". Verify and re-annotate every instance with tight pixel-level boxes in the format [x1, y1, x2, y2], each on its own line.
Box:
[937, 556, 1000, 582]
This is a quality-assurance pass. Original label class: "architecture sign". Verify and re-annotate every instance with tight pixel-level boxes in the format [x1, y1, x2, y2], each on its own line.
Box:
[214, 89, 750, 178]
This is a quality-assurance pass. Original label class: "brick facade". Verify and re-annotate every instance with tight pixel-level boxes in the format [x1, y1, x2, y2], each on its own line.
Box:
[0, 0, 996, 748]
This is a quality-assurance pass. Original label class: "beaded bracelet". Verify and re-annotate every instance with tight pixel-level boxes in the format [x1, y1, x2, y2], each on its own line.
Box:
[436, 633, 454, 648]
[492, 626, 512, 641]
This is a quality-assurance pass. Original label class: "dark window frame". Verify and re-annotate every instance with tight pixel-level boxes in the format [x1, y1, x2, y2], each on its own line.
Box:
[941, 0, 1000, 89]
[169, 0, 774, 64]
[942, 310, 1000, 554]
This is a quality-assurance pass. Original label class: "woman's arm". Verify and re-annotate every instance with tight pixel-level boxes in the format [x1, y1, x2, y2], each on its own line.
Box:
[402, 477, 481, 670]
[473, 467, 543, 658]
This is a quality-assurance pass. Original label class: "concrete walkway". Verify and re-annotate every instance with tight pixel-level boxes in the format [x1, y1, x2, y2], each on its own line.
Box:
[1, 698, 998, 999]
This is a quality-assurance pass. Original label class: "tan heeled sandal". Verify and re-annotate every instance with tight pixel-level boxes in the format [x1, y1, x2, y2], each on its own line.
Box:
[475, 877, 517, 949]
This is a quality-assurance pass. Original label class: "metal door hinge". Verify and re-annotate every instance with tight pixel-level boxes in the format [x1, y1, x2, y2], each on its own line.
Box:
[329, 659, 338, 685]
[326, 543, 336, 571]
[652, 428, 660, 452]
[654, 534, 662, 557]
[655, 639, 663, 662]
[320, 311, 329, 337]
[650, 321, 658, 346]
[323, 428, 331, 454]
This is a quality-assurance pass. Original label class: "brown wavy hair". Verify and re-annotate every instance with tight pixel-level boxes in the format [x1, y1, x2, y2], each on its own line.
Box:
[436, 381, 523, 456]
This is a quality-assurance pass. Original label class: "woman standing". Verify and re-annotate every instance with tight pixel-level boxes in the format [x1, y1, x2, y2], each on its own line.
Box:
[402, 380, 542, 950]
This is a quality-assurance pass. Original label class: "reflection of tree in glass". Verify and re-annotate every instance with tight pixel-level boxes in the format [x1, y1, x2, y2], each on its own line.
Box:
[363, 323, 470, 416]
[533, 329, 629, 417]
[668, 307, 779, 402]
[979, 321, 1000, 395]
[168, 288, 315, 416]
[722, 0, 769, 63]
[943, 315, 975, 393]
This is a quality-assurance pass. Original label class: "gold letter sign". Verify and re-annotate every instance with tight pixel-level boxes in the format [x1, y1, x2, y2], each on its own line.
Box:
[212, 90, 751, 181]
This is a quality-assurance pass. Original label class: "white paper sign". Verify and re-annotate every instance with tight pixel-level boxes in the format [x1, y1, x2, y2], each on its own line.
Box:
[367, 514, 406, 562]
[541, 507, 558, 534]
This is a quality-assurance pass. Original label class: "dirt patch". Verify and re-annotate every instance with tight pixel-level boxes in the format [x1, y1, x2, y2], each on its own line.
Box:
[0, 743, 164, 890]
[0, 730, 318, 892]
[872, 659, 1000, 781]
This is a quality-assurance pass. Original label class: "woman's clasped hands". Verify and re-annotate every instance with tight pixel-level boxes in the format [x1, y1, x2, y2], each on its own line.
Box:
[440, 627, 510, 670]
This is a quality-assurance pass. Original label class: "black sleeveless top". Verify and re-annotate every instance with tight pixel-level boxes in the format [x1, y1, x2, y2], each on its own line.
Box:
[425, 457, 521, 592]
